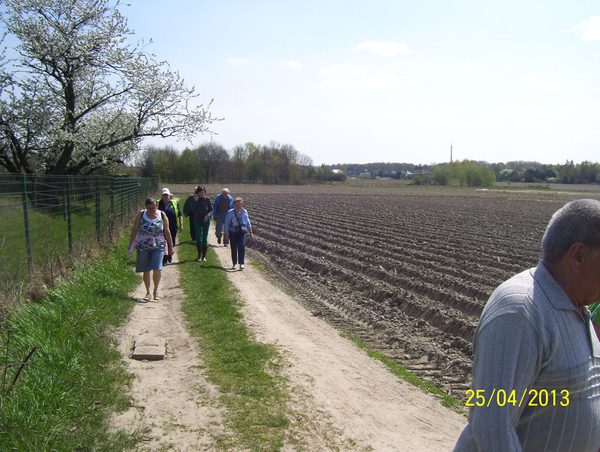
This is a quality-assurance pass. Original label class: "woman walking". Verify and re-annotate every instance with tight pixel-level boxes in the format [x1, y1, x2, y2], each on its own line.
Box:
[129, 197, 174, 300]
[158, 188, 183, 264]
[193, 185, 212, 261]
[224, 197, 253, 270]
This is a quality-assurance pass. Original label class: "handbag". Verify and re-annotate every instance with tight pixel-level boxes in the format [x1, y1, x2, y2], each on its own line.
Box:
[236, 212, 248, 234]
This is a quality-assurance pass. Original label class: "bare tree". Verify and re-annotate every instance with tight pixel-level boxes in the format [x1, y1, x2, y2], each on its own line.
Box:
[194, 142, 230, 183]
[230, 144, 248, 183]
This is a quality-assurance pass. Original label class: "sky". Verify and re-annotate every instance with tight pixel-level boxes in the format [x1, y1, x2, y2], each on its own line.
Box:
[122, 0, 600, 166]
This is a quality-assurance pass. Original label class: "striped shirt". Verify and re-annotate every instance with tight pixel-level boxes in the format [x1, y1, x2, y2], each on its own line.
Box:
[453, 261, 600, 452]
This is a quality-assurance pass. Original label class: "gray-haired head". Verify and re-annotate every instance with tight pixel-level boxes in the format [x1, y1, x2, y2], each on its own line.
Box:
[542, 199, 600, 263]
[222, 188, 229, 194]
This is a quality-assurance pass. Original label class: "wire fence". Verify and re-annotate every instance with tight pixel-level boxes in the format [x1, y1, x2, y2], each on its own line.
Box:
[0, 174, 159, 281]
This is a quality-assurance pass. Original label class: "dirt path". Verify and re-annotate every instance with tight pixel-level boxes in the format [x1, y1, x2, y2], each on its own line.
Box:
[111, 246, 227, 451]
[112, 233, 467, 451]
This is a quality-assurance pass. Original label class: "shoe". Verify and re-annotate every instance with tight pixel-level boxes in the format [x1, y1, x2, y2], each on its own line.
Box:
[167, 255, 172, 263]
[142, 293, 151, 301]
[217, 236, 221, 244]
[202, 257, 207, 262]
[240, 264, 244, 270]
[153, 291, 160, 300]
[231, 264, 237, 269]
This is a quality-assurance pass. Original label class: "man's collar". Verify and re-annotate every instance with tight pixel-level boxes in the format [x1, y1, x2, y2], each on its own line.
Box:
[534, 260, 579, 312]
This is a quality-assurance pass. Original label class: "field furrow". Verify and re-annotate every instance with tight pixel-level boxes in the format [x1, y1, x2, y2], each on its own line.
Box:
[236, 189, 582, 397]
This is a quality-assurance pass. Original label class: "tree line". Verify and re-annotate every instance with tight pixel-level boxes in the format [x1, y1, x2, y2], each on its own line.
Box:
[136, 141, 326, 184]
[336, 160, 600, 187]
[489, 160, 600, 184]
[135, 146, 600, 188]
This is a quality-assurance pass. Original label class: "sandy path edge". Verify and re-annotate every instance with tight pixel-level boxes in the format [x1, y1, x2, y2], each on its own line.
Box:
[110, 246, 227, 451]
[212, 233, 467, 451]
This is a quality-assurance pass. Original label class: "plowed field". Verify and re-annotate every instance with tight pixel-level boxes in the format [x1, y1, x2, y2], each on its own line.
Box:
[175, 184, 597, 399]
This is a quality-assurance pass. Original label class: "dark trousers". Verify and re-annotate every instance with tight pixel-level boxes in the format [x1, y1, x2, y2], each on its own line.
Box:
[163, 227, 177, 264]
[215, 212, 229, 244]
[188, 216, 196, 242]
[229, 231, 246, 265]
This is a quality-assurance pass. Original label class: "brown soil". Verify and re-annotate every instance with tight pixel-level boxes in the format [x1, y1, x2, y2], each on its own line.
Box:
[178, 184, 595, 399]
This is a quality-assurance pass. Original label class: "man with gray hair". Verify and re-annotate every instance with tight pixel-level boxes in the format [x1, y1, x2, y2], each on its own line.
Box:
[213, 188, 234, 246]
[454, 199, 600, 452]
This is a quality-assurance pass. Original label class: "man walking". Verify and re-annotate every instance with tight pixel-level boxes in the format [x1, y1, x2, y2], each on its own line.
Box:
[454, 199, 600, 452]
[183, 190, 196, 242]
[213, 188, 234, 246]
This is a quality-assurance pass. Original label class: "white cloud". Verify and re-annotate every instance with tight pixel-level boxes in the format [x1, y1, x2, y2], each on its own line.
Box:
[318, 63, 419, 91]
[223, 57, 252, 66]
[557, 16, 600, 41]
[282, 60, 302, 69]
[519, 72, 541, 84]
[352, 40, 410, 56]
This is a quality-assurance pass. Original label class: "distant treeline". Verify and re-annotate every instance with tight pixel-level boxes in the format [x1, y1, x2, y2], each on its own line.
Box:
[131, 143, 599, 187]
[335, 160, 600, 186]
[135, 142, 343, 184]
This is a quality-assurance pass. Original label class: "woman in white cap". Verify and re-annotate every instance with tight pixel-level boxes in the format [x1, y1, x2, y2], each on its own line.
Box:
[158, 187, 183, 264]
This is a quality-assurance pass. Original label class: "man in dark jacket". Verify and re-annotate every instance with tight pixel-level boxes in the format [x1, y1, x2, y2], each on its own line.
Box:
[183, 191, 196, 242]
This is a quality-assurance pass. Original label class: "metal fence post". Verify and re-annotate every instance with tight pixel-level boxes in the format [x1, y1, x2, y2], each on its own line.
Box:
[110, 177, 115, 216]
[21, 174, 33, 272]
[96, 176, 101, 242]
[119, 178, 124, 217]
[67, 175, 73, 253]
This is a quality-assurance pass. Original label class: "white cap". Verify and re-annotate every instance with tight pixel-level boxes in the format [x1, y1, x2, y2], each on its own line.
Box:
[161, 188, 171, 195]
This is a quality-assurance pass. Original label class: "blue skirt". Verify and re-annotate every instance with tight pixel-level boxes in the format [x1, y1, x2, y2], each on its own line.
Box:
[136, 248, 164, 272]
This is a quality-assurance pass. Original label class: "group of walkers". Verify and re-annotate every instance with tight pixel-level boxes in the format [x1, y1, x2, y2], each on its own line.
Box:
[129, 186, 253, 301]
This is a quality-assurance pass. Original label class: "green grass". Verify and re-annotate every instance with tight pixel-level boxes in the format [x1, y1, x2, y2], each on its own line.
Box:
[0, 237, 142, 451]
[340, 332, 464, 412]
[250, 261, 267, 272]
[0, 192, 142, 284]
[178, 241, 293, 451]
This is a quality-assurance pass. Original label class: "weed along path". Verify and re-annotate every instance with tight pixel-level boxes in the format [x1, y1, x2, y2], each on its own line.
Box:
[113, 233, 466, 451]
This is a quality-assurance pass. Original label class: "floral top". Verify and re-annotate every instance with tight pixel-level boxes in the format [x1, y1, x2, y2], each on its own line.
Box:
[137, 210, 166, 252]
